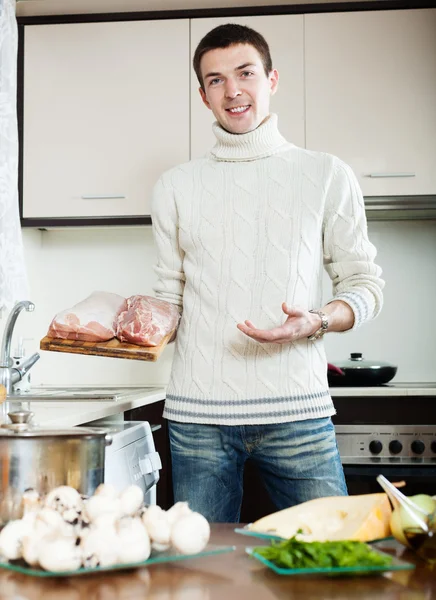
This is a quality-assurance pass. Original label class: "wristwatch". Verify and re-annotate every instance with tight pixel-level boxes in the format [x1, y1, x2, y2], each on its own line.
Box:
[308, 310, 329, 341]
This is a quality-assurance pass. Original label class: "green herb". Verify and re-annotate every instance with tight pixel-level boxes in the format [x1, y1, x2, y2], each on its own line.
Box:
[252, 533, 393, 570]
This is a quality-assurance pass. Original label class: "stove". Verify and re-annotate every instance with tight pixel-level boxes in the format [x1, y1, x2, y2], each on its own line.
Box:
[335, 424, 436, 465]
[331, 382, 436, 495]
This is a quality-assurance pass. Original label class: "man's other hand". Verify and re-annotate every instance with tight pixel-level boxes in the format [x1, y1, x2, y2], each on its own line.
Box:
[237, 303, 321, 344]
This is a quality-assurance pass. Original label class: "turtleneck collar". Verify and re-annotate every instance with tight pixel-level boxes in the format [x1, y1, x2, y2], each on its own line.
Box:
[209, 113, 289, 162]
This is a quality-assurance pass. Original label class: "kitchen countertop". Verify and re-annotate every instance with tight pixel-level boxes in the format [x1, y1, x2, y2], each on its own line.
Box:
[329, 383, 436, 397]
[0, 524, 432, 599]
[7, 386, 166, 428]
[5, 383, 436, 429]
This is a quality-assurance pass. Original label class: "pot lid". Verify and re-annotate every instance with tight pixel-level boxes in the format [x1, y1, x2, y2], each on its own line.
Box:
[333, 353, 396, 370]
[0, 410, 109, 438]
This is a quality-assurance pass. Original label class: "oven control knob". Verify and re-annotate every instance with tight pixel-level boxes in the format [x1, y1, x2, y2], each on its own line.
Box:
[431, 441, 436, 454]
[389, 440, 403, 455]
[369, 440, 383, 455]
[411, 440, 425, 455]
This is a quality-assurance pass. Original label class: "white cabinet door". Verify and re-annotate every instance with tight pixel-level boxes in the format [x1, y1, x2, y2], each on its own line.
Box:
[23, 20, 189, 219]
[190, 15, 305, 159]
[305, 9, 436, 196]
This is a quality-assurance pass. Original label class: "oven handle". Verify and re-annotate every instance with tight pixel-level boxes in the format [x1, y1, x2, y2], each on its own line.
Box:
[343, 465, 436, 478]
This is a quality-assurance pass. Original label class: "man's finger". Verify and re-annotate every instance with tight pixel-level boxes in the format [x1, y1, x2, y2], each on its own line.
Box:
[282, 302, 303, 317]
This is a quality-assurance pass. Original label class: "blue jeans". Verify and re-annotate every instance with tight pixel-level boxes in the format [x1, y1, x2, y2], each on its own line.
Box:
[168, 417, 348, 522]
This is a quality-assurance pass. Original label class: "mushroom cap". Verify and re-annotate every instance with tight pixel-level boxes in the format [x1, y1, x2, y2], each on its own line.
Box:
[37, 535, 82, 572]
[166, 502, 192, 526]
[22, 532, 42, 567]
[170, 512, 210, 555]
[0, 519, 31, 560]
[44, 486, 83, 514]
[142, 507, 171, 545]
[34, 507, 67, 537]
[119, 485, 144, 517]
[116, 517, 151, 564]
[22, 489, 41, 515]
[93, 483, 119, 500]
[85, 495, 122, 522]
[81, 528, 119, 568]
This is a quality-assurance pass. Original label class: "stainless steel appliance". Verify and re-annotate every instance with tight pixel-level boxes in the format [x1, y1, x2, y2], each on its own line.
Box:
[332, 383, 436, 496]
[0, 411, 112, 526]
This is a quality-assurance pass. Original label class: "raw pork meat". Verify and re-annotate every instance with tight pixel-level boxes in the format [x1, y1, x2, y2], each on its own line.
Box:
[48, 292, 127, 342]
[116, 295, 180, 347]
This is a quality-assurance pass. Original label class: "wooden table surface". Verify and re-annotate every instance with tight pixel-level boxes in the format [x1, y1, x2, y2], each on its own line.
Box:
[0, 524, 434, 600]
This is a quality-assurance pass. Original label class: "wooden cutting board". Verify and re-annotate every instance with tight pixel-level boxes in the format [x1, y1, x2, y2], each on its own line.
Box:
[40, 332, 174, 362]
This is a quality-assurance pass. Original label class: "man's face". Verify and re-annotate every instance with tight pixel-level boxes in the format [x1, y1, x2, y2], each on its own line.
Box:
[199, 44, 279, 135]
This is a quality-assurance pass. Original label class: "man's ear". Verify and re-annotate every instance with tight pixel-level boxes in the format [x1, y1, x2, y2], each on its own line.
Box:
[199, 86, 212, 110]
[269, 69, 279, 96]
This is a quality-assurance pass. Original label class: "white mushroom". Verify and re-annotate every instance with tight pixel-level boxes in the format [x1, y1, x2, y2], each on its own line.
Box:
[44, 486, 83, 514]
[119, 485, 144, 517]
[0, 519, 31, 560]
[38, 534, 82, 572]
[34, 507, 67, 538]
[170, 513, 210, 555]
[91, 512, 119, 531]
[116, 517, 151, 564]
[84, 494, 122, 523]
[151, 541, 171, 553]
[22, 488, 41, 515]
[166, 502, 193, 526]
[142, 505, 171, 546]
[93, 483, 119, 500]
[81, 528, 119, 568]
[21, 532, 42, 567]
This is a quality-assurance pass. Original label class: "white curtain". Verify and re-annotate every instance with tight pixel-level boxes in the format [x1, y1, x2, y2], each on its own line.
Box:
[0, 0, 28, 314]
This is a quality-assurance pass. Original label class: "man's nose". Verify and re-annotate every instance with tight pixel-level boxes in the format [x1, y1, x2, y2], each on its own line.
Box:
[224, 80, 242, 99]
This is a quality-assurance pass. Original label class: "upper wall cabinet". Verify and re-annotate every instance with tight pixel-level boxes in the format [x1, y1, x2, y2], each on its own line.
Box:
[190, 15, 305, 159]
[22, 20, 189, 220]
[305, 9, 436, 197]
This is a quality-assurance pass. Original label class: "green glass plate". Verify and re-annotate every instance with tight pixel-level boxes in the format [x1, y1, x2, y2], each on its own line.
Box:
[234, 527, 284, 541]
[246, 546, 415, 577]
[0, 543, 236, 578]
[235, 527, 395, 544]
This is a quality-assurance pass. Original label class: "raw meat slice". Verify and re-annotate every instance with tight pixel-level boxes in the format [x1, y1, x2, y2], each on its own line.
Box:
[116, 295, 180, 347]
[48, 292, 127, 342]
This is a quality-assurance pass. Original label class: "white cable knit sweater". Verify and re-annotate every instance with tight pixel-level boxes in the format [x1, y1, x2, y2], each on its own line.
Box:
[151, 114, 384, 425]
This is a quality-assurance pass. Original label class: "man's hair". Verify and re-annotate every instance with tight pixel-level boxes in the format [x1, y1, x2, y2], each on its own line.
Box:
[193, 23, 273, 90]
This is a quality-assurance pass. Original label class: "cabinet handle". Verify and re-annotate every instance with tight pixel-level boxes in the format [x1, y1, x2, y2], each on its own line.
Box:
[365, 173, 415, 178]
[81, 195, 126, 200]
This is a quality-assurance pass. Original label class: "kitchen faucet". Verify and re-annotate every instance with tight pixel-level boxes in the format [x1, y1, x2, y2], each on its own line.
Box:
[0, 300, 40, 394]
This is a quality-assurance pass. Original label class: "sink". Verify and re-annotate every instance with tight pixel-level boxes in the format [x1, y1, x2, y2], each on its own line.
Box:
[7, 386, 161, 402]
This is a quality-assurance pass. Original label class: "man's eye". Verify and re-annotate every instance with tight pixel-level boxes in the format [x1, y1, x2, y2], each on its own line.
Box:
[241, 71, 254, 77]
[209, 78, 221, 86]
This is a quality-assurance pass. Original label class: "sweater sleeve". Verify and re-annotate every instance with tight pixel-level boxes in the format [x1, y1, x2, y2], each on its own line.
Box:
[150, 174, 185, 311]
[322, 159, 384, 330]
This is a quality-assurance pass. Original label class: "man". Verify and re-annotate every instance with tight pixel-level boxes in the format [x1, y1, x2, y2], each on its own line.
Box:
[151, 24, 384, 522]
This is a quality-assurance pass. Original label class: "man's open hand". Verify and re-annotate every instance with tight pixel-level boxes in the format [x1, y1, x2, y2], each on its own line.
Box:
[237, 303, 321, 344]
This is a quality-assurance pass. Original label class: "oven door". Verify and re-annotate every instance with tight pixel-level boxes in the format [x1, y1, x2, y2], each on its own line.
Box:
[343, 464, 436, 496]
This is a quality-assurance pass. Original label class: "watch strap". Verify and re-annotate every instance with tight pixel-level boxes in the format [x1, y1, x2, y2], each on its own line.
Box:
[308, 310, 329, 341]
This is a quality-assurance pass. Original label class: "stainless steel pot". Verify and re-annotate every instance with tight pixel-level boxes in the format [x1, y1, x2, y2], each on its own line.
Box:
[0, 411, 112, 526]
[327, 353, 398, 386]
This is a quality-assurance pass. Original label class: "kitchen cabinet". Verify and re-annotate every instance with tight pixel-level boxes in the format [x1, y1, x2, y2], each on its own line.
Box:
[305, 9, 436, 197]
[190, 15, 305, 159]
[22, 20, 189, 221]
